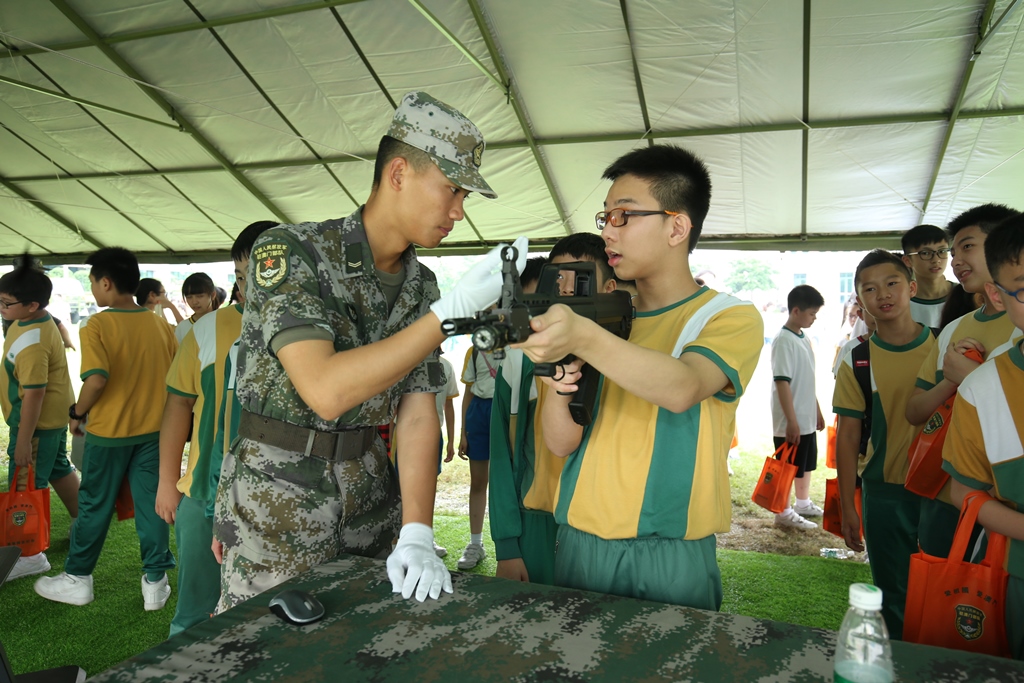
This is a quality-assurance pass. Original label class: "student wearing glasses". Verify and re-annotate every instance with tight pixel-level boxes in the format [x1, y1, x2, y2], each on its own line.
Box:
[906, 203, 1024, 560]
[515, 145, 763, 610]
[901, 224, 955, 330]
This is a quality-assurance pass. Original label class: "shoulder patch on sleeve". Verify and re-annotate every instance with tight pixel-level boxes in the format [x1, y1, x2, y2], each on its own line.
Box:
[252, 240, 290, 291]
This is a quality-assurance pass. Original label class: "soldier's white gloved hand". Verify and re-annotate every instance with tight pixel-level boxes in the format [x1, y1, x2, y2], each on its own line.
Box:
[386, 522, 453, 602]
[430, 236, 528, 322]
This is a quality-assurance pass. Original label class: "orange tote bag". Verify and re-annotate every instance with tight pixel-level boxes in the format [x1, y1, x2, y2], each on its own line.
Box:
[904, 490, 1011, 657]
[0, 466, 51, 556]
[822, 478, 864, 540]
[751, 442, 798, 514]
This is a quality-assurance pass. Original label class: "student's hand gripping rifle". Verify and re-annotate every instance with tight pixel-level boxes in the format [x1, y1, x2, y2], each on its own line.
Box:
[440, 246, 634, 426]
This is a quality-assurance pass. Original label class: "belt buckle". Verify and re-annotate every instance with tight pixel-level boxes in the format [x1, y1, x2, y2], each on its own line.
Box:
[332, 430, 349, 462]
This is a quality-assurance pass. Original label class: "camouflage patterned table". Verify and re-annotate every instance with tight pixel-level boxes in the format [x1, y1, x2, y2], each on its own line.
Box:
[92, 553, 1024, 682]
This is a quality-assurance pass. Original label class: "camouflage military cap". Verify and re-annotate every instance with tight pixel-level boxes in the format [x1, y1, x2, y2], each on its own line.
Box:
[387, 91, 497, 199]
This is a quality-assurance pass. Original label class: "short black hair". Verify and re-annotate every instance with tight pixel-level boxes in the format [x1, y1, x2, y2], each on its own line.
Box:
[372, 136, 436, 189]
[947, 203, 1019, 240]
[855, 249, 913, 289]
[602, 144, 712, 253]
[182, 272, 215, 297]
[901, 224, 947, 253]
[787, 284, 824, 311]
[521, 256, 547, 288]
[87, 247, 139, 295]
[135, 278, 164, 307]
[0, 253, 51, 308]
[231, 221, 279, 262]
[984, 214, 1024, 283]
[550, 233, 615, 284]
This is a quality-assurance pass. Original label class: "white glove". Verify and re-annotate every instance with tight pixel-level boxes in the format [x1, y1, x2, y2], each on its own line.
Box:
[430, 236, 528, 322]
[386, 522, 453, 601]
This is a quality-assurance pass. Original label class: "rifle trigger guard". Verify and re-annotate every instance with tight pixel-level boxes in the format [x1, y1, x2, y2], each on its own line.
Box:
[552, 364, 566, 382]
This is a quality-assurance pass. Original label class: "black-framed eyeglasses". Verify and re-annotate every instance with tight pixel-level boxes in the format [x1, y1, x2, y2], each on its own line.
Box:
[905, 248, 950, 260]
[595, 208, 681, 230]
[994, 281, 1024, 304]
[0, 299, 24, 309]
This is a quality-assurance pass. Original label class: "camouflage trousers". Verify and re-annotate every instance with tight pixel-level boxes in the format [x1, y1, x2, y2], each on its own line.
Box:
[213, 434, 401, 612]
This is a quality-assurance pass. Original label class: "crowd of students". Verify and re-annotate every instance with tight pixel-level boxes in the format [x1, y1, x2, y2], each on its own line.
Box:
[0, 90, 1021, 663]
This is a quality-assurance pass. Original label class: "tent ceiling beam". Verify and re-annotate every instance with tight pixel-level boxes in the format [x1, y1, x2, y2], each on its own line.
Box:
[23, 229, 908, 266]
[920, 0, 1000, 217]
[48, 0, 294, 225]
[407, 0, 505, 92]
[0, 174, 103, 249]
[0, 0, 367, 58]
[800, 0, 811, 237]
[466, 0, 571, 235]
[619, 0, 653, 148]
[975, 0, 1024, 56]
[330, 8, 397, 109]
[14, 106, 1024, 184]
[183, 0, 360, 209]
[0, 75, 180, 129]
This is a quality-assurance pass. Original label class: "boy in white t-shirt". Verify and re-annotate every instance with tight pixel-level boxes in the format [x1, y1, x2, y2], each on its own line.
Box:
[771, 285, 826, 530]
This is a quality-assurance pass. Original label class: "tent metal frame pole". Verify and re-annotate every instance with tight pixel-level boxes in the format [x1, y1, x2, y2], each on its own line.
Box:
[0, 75, 180, 129]
[12, 229, 909, 265]
[0, 218, 51, 254]
[465, 0, 572, 235]
[407, 0, 505, 92]
[0, 174, 103, 249]
[619, 0, 654, 147]
[0, 49, 236, 241]
[330, 10, 397, 110]
[0, 0, 367, 58]
[9, 105, 1024, 183]
[975, 0, 1024, 56]
[47, 0, 293, 226]
[2, 124, 176, 252]
[179, 0, 360, 209]
[800, 0, 811, 238]
[919, 0, 1000, 218]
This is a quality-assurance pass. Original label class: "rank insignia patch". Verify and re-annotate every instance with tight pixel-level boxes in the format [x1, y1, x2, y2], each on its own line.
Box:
[253, 241, 290, 291]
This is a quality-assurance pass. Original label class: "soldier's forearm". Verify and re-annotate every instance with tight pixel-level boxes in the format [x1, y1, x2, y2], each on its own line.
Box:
[395, 395, 441, 527]
[278, 314, 446, 421]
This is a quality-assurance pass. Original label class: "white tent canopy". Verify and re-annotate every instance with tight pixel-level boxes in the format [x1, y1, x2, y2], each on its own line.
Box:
[0, 0, 1022, 263]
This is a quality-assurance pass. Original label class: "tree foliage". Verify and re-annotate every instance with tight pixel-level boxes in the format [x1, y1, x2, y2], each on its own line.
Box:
[725, 258, 777, 294]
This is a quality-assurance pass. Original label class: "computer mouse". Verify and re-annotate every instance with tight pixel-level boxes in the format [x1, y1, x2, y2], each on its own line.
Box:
[268, 589, 325, 625]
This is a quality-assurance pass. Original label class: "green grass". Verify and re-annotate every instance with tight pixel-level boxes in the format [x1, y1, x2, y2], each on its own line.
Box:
[2, 465, 870, 677]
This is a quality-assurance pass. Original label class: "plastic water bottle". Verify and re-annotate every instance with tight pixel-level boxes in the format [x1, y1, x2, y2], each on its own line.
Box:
[834, 583, 894, 683]
[821, 547, 855, 560]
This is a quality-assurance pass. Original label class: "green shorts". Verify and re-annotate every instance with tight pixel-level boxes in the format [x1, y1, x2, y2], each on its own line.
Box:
[6, 427, 74, 490]
[1008, 575, 1024, 661]
[554, 525, 722, 611]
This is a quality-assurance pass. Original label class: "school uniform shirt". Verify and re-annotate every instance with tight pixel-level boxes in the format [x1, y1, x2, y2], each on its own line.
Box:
[1, 314, 74, 429]
[435, 356, 459, 428]
[915, 307, 1023, 390]
[833, 326, 935, 485]
[166, 304, 243, 499]
[79, 308, 177, 445]
[553, 287, 764, 541]
[175, 316, 195, 344]
[942, 342, 1024, 580]
[909, 291, 951, 330]
[770, 327, 818, 436]
[461, 347, 497, 399]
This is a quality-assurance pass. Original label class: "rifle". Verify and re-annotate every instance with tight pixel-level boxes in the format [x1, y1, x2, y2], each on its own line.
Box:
[441, 246, 634, 426]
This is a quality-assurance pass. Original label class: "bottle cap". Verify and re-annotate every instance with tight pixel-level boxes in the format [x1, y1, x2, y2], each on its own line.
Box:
[849, 583, 883, 611]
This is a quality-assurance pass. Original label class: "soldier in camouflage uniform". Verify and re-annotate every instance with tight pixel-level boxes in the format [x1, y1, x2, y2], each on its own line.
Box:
[212, 91, 527, 608]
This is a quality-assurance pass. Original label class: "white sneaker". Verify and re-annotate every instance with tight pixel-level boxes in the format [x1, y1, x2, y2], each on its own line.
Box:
[793, 501, 824, 518]
[456, 543, 486, 570]
[774, 511, 818, 530]
[433, 541, 447, 558]
[35, 572, 94, 605]
[141, 574, 171, 611]
[6, 552, 50, 582]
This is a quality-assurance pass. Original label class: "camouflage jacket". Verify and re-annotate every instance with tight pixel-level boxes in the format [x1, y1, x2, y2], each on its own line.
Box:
[236, 207, 444, 431]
